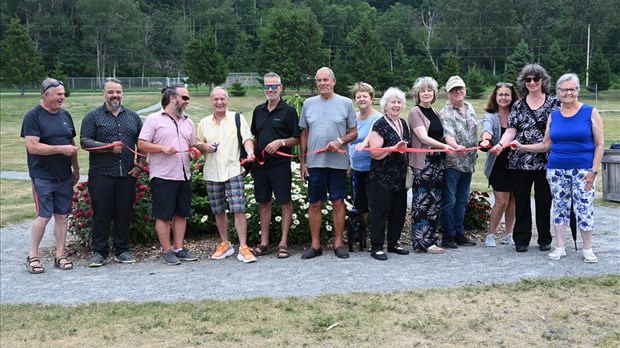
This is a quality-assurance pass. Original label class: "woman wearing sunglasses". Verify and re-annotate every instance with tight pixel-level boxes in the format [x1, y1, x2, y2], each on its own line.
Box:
[480, 82, 519, 247]
[491, 64, 560, 253]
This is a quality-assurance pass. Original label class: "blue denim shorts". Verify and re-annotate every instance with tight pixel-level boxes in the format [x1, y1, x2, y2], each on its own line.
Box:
[31, 177, 74, 218]
[307, 168, 347, 203]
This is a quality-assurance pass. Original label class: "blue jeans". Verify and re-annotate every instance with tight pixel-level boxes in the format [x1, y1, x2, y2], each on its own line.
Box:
[440, 168, 472, 237]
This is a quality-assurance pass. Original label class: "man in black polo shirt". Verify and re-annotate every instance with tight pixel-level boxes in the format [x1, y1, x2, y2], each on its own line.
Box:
[250, 72, 301, 259]
[80, 78, 146, 267]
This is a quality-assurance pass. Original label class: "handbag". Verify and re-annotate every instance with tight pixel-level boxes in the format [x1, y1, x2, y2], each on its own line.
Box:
[405, 166, 414, 189]
[235, 112, 253, 177]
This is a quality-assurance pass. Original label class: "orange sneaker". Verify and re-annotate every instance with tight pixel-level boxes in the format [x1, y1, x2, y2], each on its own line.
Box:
[237, 245, 257, 263]
[211, 241, 234, 260]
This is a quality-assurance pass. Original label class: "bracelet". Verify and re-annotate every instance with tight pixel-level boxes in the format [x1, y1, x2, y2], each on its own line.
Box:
[498, 142, 503, 147]
[336, 138, 344, 145]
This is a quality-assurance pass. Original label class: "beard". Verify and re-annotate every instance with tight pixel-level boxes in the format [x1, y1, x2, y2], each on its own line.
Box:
[106, 99, 122, 112]
[174, 102, 185, 116]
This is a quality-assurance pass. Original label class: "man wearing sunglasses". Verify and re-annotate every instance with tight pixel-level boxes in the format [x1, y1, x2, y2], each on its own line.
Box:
[249, 72, 301, 259]
[138, 85, 200, 265]
[21, 78, 79, 274]
[80, 78, 146, 267]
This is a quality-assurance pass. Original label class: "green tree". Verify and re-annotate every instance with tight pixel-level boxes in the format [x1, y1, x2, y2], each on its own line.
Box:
[505, 40, 534, 85]
[344, 18, 391, 92]
[257, 6, 324, 92]
[0, 18, 43, 96]
[465, 66, 485, 99]
[391, 40, 413, 92]
[588, 48, 612, 92]
[182, 28, 228, 92]
[542, 40, 567, 85]
[50, 61, 70, 97]
[439, 51, 461, 86]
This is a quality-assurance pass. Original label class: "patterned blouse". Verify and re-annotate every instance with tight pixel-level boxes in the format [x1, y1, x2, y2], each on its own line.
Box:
[369, 116, 411, 192]
[507, 94, 560, 170]
[439, 101, 478, 173]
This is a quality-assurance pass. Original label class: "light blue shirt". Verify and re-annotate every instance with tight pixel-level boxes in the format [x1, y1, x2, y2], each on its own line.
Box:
[349, 112, 381, 171]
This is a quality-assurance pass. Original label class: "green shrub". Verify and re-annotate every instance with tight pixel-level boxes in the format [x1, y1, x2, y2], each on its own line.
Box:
[229, 82, 247, 96]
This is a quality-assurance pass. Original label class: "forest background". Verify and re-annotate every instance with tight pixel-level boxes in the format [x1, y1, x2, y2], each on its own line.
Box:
[0, 0, 618, 95]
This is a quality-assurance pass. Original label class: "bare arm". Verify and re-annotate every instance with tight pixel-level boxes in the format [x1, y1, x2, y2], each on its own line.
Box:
[325, 127, 358, 152]
[300, 128, 309, 179]
[25, 136, 78, 157]
[137, 139, 176, 155]
[413, 126, 454, 150]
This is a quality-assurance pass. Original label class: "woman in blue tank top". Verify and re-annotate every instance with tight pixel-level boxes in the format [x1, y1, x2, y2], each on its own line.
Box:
[510, 73, 605, 263]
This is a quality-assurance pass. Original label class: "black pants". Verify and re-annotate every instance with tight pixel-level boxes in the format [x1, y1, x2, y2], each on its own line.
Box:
[88, 173, 137, 257]
[369, 181, 407, 251]
[512, 169, 551, 247]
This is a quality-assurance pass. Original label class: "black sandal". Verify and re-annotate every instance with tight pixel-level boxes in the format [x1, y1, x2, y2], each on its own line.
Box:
[54, 256, 73, 270]
[26, 256, 45, 274]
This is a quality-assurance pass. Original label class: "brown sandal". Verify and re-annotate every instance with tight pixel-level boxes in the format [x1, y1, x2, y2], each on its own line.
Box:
[277, 246, 290, 259]
[26, 256, 45, 274]
[252, 244, 271, 256]
[54, 256, 73, 270]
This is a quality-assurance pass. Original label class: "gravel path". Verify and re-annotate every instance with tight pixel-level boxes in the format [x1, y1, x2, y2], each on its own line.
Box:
[1, 204, 618, 305]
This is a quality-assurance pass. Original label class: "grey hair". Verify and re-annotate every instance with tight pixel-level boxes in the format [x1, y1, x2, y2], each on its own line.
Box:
[210, 86, 229, 99]
[517, 63, 551, 95]
[41, 78, 62, 95]
[380, 87, 407, 113]
[315, 67, 335, 80]
[556, 73, 580, 90]
[412, 76, 439, 105]
[263, 72, 281, 84]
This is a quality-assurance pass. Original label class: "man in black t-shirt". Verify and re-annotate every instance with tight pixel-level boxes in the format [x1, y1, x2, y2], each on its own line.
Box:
[250, 72, 300, 259]
[20, 78, 79, 274]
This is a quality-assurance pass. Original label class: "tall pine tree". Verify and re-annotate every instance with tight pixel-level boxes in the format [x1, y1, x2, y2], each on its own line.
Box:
[0, 18, 43, 96]
[182, 28, 228, 93]
[505, 40, 534, 85]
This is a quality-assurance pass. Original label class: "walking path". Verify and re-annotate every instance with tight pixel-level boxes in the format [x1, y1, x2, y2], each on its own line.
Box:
[1, 204, 618, 305]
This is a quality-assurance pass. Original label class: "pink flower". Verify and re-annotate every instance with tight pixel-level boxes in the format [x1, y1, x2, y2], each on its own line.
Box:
[85, 210, 92, 218]
[144, 215, 151, 221]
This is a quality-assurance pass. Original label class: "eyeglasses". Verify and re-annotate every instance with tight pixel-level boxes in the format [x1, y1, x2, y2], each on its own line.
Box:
[524, 76, 541, 83]
[178, 95, 190, 101]
[497, 93, 511, 98]
[43, 80, 63, 93]
[558, 88, 578, 95]
[496, 82, 513, 87]
[263, 84, 280, 90]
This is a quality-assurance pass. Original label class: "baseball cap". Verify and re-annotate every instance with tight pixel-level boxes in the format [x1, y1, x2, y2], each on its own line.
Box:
[445, 76, 466, 92]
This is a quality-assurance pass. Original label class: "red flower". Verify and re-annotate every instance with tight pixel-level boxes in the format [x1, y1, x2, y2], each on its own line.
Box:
[74, 210, 83, 219]
[85, 210, 92, 218]
[144, 215, 151, 221]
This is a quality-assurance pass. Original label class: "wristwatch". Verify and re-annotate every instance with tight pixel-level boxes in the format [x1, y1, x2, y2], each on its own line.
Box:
[591, 169, 598, 175]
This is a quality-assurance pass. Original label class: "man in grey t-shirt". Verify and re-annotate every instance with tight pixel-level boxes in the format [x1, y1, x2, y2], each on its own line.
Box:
[299, 67, 357, 259]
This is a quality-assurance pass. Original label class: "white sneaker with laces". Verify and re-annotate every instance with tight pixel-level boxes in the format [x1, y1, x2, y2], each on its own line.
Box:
[547, 247, 566, 260]
[504, 234, 515, 246]
[582, 249, 598, 263]
[485, 234, 497, 247]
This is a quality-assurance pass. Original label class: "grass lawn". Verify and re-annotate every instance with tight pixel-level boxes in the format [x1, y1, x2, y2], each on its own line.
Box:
[0, 275, 618, 347]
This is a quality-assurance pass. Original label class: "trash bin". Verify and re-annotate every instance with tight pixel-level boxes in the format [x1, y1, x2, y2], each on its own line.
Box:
[602, 146, 620, 202]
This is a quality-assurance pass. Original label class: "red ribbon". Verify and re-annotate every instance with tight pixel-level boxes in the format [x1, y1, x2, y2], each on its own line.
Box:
[81, 142, 147, 157]
[362, 146, 485, 153]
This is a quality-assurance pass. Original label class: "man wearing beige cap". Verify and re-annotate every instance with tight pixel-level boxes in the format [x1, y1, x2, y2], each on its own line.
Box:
[439, 76, 478, 249]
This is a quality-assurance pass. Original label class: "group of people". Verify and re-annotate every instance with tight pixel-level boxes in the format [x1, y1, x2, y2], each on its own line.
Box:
[22, 63, 604, 273]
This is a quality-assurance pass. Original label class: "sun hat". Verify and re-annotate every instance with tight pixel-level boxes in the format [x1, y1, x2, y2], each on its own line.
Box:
[445, 76, 466, 92]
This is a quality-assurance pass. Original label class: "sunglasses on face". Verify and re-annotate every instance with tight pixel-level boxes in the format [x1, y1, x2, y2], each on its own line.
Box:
[178, 95, 190, 101]
[263, 84, 280, 90]
[524, 76, 541, 83]
[496, 82, 513, 87]
[43, 80, 64, 93]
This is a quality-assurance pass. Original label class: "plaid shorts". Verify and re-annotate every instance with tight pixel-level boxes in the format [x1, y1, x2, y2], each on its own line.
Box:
[206, 174, 246, 215]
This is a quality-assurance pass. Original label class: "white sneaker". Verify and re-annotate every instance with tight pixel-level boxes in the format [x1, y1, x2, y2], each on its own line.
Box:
[547, 247, 566, 260]
[504, 234, 515, 246]
[237, 245, 257, 263]
[582, 249, 598, 263]
[211, 241, 234, 260]
[485, 234, 497, 247]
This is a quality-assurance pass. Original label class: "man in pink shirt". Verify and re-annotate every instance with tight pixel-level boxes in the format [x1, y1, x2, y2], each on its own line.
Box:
[138, 85, 200, 265]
